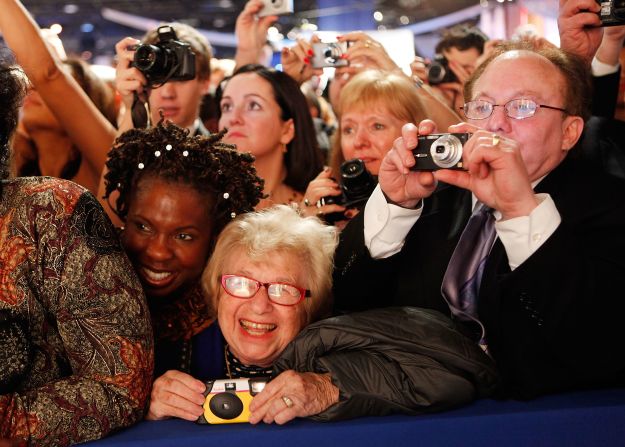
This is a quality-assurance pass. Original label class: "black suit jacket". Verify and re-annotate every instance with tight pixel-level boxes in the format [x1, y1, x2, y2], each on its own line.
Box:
[592, 69, 620, 118]
[333, 156, 625, 399]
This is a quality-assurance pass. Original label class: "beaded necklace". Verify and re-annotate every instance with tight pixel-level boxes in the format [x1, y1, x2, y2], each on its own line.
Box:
[223, 345, 273, 379]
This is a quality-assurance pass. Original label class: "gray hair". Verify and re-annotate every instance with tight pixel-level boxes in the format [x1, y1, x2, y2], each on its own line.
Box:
[202, 205, 338, 323]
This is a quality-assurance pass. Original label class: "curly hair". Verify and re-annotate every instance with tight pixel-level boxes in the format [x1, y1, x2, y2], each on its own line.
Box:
[0, 61, 28, 178]
[103, 121, 264, 237]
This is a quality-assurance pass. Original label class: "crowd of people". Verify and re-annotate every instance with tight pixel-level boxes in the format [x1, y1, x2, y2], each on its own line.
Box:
[1, 0, 625, 444]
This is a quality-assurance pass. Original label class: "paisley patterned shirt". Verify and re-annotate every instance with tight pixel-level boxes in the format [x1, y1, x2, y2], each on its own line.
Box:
[0, 177, 154, 446]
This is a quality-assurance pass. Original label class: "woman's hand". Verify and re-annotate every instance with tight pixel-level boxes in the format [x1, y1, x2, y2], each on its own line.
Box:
[410, 56, 429, 83]
[299, 167, 346, 218]
[114, 37, 148, 111]
[281, 36, 323, 85]
[339, 32, 401, 73]
[248, 370, 339, 424]
[234, 0, 277, 68]
[145, 370, 206, 421]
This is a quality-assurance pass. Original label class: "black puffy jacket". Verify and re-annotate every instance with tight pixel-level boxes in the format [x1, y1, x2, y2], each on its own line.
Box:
[273, 307, 500, 421]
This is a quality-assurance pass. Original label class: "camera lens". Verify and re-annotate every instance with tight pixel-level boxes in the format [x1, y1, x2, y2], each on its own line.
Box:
[324, 44, 343, 61]
[134, 45, 162, 71]
[342, 159, 364, 177]
[209, 393, 244, 420]
[427, 62, 447, 84]
[429, 134, 463, 168]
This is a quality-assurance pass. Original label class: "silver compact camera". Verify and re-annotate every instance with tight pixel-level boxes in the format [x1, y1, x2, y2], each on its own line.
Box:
[597, 0, 625, 26]
[411, 133, 470, 171]
[258, 0, 293, 17]
[311, 42, 349, 68]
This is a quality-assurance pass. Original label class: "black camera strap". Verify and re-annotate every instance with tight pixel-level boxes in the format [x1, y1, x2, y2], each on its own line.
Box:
[131, 91, 151, 129]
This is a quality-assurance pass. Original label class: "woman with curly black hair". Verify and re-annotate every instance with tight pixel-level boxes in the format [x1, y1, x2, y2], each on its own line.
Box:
[103, 120, 264, 385]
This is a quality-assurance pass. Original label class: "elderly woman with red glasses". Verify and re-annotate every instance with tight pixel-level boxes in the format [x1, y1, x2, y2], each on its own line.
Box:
[145, 205, 338, 421]
[146, 205, 498, 424]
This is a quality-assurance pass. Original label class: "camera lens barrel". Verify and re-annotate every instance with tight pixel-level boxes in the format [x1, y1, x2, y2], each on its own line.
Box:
[134, 45, 165, 72]
[430, 134, 464, 169]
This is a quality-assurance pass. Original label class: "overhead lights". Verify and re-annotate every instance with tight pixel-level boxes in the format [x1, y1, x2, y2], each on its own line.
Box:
[373, 11, 384, 22]
[63, 4, 79, 14]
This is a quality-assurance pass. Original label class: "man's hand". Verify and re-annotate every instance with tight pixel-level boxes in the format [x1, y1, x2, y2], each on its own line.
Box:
[595, 25, 625, 66]
[558, 0, 603, 64]
[114, 37, 149, 111]
[435, 123, 538, 220]
[377, 121, 439, 208]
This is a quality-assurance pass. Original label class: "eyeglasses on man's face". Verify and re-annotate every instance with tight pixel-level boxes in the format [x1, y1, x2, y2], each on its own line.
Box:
[220, 274, 310, 306]
[461, 98, 569, 120]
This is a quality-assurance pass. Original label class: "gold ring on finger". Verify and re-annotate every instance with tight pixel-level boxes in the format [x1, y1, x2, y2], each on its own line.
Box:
[281, 395, 294, 408]
[492, 133, 500, 147]
[364, 40, 372, 49]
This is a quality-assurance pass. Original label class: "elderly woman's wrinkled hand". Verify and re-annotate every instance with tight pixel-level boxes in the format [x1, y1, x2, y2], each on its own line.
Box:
[145, 370, 206, 421]
[248, 371, 339, 424]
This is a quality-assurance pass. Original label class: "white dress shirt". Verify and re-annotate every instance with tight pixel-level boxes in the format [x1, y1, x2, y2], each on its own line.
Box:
[364, 184, 561, 271]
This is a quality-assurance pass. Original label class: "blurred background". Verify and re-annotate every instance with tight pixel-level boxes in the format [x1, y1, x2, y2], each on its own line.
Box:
[1, 0, 560, 66]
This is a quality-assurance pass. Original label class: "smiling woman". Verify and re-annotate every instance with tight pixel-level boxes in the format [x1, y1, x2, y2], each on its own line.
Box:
[103, 121, 264, 383]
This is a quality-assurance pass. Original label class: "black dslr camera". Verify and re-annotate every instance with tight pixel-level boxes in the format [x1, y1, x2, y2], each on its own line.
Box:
[427, 54, 458, 85]
[412, 133, 470, 171]
[133, 25, 196, 87]
[196, 377, 269, 424]
[597, 0, 625, 26]
[320, 158, 376, 223]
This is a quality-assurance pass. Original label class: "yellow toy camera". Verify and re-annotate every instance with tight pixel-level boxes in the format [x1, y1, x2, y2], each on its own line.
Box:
[196, 377, 269, 424]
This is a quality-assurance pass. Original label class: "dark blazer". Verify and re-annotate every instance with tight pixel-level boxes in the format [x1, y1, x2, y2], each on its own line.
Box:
[592, 69, 620, 119]
[333, 156, 625, 399]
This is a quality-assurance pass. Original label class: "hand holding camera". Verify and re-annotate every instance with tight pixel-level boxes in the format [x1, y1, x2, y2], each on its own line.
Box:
[435, 123, 538, 220]
[132, 25, 196, 88]
[597, 0, 625, 26]
[377, 121, 439, 209]
[311, 41, 350, 68]
[258, 0, 293, 17]
[319, 159, 377, 223]
[427, 54, 458, 85]
[196, 377, 269, 424]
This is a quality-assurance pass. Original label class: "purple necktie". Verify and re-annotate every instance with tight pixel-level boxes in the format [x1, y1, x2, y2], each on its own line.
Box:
[442, 203, 496, 325]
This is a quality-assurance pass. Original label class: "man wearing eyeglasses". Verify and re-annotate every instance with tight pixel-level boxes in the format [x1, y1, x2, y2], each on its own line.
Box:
[333, 42, 625, 399]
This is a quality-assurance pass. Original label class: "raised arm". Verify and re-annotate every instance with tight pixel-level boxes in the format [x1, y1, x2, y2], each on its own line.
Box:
[234, 0, 277, 69]
[0, 0, 116, 192]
